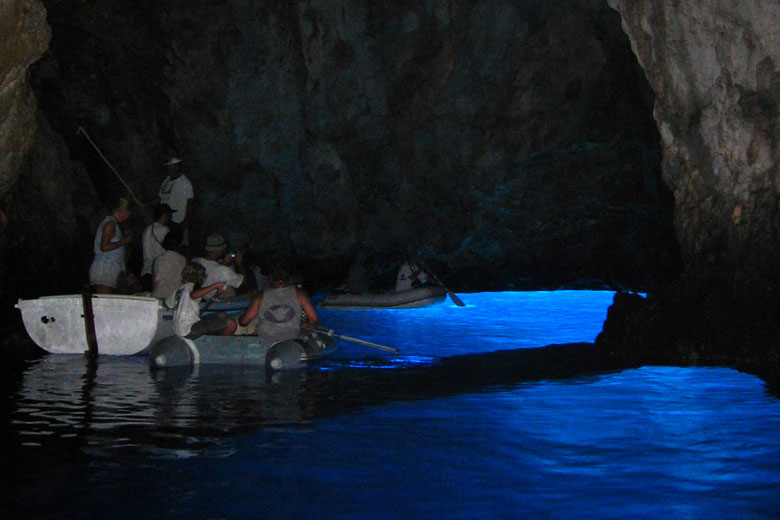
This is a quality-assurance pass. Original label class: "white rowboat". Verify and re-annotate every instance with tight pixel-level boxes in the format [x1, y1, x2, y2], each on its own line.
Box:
[16, 294, 173, 355]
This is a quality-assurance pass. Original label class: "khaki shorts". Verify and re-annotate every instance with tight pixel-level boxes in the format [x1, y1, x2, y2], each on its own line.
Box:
[233, 317, 259, 336]
[186, 313, 229, 339]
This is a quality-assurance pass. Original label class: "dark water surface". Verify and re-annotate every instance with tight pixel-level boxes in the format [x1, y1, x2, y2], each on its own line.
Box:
[2, 291, 780, 519]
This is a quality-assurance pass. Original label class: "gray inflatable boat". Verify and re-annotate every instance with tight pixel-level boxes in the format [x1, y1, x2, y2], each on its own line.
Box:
[149, 329, 336, 371]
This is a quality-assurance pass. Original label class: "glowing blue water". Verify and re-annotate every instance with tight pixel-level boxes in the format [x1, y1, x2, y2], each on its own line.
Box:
[3, 291, 780, 519]
[317, 290, 616, 365]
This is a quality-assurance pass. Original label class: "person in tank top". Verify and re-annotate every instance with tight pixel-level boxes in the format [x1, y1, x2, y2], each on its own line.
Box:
[88, 197, 134, 294]
[237, 264, 319, 342]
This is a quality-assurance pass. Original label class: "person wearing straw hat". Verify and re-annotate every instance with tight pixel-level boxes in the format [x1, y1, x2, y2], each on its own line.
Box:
[141, 157, 194, 246]
[192, 233, 245, 299]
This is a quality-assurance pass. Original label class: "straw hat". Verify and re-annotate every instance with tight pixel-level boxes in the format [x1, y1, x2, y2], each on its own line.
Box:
[204, 234, 227, 253]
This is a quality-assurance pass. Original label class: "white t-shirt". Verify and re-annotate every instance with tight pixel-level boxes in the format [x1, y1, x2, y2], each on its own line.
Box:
[141, 222, 169, 276]
[152, 250, 187, 300]
[395, 261, 428, 292]
[158, 175, 194, 224]
[167, 282, 201, 337]
[193, 257, 244, 297]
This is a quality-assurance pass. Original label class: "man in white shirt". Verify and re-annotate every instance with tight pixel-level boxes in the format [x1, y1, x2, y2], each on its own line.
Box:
[192, 233, 245, 298]
[141, 204, 172, 291]
[142, 157, 194, 246]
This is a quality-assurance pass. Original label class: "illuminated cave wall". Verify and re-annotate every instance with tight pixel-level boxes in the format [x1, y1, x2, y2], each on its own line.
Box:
[609, 0, 780, 293]
[600, 1, 780, 372]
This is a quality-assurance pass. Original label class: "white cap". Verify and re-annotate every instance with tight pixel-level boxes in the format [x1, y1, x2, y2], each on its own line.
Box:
[164, 157, 182, 166]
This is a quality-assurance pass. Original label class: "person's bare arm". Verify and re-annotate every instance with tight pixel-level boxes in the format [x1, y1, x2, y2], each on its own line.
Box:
[239, 294, 263, 327]
[139, 196, 161, 208]
[297, 288, 319, 328]
[100, 220, 131, 252]
[191, 282, 225, 300]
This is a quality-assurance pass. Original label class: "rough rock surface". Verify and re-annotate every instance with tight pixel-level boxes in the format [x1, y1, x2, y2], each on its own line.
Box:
[0, 0, 677, 310]
[600, 1, 780, 378]
[0, 0, 49, 197]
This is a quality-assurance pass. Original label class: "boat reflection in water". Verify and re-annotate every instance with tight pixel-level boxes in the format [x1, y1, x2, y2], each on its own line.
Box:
[13, 355, 327, 458]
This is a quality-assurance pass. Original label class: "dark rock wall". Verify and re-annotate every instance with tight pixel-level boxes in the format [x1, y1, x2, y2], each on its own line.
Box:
[0, 0, 49, 309]
[0, 0, 677, 308]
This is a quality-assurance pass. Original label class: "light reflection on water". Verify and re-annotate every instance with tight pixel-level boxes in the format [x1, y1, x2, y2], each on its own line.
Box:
[3, 291, 780, 519]
[316, 290, 616, 360]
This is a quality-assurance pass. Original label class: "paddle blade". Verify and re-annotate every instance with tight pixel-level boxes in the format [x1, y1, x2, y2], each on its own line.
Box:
[448, 291, 465, 306]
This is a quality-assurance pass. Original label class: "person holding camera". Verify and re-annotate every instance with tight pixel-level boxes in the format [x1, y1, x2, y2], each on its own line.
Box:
[192, 233, 246, 298]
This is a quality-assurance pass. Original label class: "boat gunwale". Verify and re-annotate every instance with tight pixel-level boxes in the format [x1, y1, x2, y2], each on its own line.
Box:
[319, 286, 447, 309]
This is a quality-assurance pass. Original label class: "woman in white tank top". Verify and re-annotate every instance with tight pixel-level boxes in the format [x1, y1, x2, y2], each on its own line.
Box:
[88, 197, 133, 294]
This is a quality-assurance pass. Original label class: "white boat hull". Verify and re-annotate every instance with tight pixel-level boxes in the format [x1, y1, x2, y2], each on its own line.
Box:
[16, 294, 173, 356]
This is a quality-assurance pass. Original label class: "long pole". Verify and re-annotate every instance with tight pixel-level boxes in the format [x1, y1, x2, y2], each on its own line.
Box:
[77, 126, 142, 206]
[317, 328, 399, 353]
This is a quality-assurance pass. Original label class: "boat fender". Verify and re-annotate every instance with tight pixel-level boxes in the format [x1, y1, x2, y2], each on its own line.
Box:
[265, 340, 305, 371]
[149, 336, 200, 368]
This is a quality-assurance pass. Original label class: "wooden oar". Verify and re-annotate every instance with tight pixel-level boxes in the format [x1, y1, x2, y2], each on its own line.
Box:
[315, 328, 399, 353]
[418, 259, 465, 306]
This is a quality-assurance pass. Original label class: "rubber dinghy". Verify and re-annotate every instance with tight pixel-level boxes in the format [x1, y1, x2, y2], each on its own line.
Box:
[15, 294, 173, 355]
[148, 329, 336, 371]
[318, 285, 448, 309]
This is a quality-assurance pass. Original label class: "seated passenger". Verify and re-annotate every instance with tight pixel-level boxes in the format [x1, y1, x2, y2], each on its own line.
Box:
[151, 227, 187, 300]
[395, 253, 429, 292]
[192, 233, 245, 298]
[166, 263, 236, 339]
[238, 264, 319, 342]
